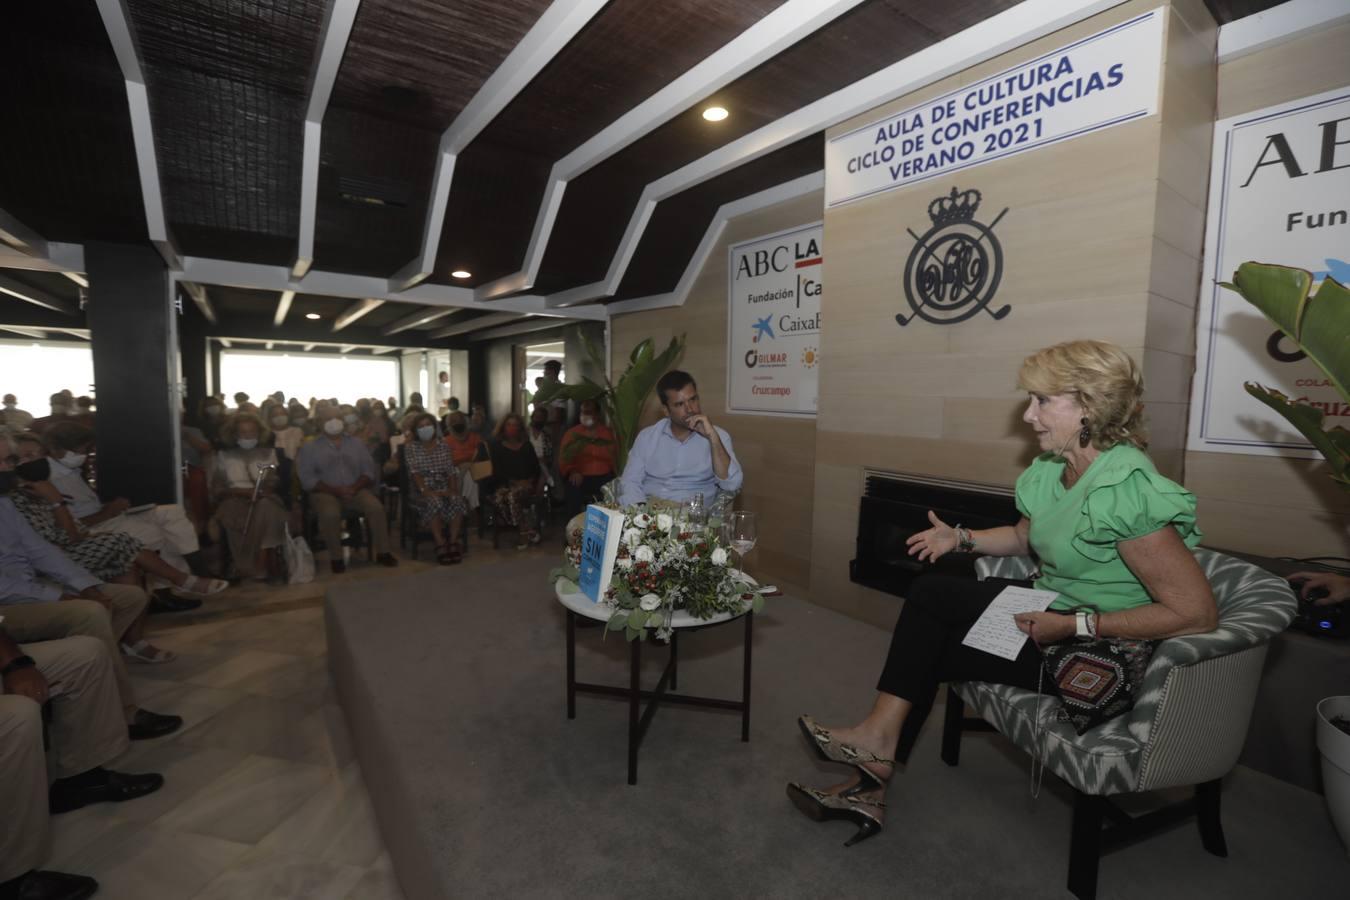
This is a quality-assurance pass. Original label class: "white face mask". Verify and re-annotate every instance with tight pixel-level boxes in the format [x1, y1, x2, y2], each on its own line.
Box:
[323, 418, 345, 436]
[416, 425, 436, 441]
[580, 416, 596, 428]
[271, 415, 289, 429]
[205, 405, 222, 417]
[237, 438, 259, 450]
[59, 451, 87, 468]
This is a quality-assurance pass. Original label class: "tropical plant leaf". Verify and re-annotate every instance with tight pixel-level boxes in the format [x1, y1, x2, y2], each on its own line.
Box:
[1222, 264, 1350, 402]
[533, 380, 605, 405]
[1244, 383, 1350, 486]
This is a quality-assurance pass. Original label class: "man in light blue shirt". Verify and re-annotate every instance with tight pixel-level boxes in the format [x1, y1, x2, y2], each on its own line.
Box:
[618, 370, 743, 507]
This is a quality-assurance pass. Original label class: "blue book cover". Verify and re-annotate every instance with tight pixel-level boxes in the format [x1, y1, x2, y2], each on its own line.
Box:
[578, 505, 624, 603]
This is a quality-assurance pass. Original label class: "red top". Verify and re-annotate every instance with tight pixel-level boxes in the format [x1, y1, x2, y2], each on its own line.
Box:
[559, 424, 617, 478]
[444, 431, 483, 467]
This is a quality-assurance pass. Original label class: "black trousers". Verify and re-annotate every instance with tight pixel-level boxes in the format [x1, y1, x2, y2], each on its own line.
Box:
[564, 474, 613, 522]
[880, 574, 1048, 763]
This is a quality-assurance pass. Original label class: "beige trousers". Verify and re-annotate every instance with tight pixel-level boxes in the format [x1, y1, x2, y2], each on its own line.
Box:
[0, 583, 148, 719]
[0, 635, 128, 881]
[310, 489, 389, 557]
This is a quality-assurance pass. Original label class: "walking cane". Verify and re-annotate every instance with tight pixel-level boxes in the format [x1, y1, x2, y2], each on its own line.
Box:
[242, 463, 278, 538]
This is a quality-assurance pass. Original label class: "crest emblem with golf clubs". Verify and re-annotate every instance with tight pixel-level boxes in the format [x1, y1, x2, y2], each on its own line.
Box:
[897, 186, 1010, 327]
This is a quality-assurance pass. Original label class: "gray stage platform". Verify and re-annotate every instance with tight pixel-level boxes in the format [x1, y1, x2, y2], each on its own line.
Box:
[326, 558, 1347, 900]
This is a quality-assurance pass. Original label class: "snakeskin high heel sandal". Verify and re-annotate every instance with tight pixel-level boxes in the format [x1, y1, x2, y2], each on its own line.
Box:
[785, 782, 886, 847]
[797, 715, 894, 789]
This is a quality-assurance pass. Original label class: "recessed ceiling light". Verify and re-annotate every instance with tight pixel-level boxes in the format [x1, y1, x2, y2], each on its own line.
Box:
[305, 313, 321, 320]
[451, 270, 472, 279]
[702, 106, 728, 122]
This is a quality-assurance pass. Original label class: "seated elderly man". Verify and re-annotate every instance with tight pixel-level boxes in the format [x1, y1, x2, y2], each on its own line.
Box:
[617, 370, 743, 508]
[1, 393, 34, 434]
[42, 422, 207, 601]
[297, 406, 398, 574]
[1, 624, 164, 900]
[0, 447, 181, 741]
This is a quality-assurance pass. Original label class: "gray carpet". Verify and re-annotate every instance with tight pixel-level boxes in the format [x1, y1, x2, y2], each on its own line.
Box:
[326, 557, 1348, 900]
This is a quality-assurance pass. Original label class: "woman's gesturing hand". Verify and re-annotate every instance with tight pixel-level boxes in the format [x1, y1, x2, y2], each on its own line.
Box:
[906, 510, 960, 562]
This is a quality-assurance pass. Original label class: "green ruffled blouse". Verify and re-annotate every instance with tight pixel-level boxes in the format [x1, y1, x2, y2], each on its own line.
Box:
[1014, 443, 1202, 612]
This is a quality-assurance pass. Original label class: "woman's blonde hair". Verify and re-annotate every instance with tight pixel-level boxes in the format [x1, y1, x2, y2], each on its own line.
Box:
[1017, 340, 1148, 450]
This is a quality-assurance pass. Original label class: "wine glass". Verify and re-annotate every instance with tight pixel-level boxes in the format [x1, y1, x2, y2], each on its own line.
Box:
[722, 510, 757, 566]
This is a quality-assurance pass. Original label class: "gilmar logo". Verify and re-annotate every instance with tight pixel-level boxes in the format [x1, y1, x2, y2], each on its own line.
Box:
[743, 349, 788, 369]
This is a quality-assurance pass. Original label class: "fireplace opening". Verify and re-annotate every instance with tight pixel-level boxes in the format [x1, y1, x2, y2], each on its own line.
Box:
[850, 470, 1023, 598]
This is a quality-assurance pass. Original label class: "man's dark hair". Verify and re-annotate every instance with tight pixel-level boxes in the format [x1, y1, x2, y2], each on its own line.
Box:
[656, 370, 696, 406]
[543, 359, 561, 373]
[45, 421, 95, 453]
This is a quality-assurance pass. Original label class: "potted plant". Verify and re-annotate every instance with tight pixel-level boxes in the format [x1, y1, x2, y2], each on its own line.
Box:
[1222, 262, 1350, 851]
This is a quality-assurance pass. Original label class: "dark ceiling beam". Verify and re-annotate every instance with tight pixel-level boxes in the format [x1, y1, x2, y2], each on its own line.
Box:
[331, 298, 384, 332]
[389, 0, 611, 292]
[428, 312, 520, 339]
[475, 0, 866, 301]
[294, 0, 363, 280]
[179, 282, 217, 325]
[0, 207, 49, 258]
[0, 273, 78, 315]
[273, 290, 296, 327]
[381, 306, 460, 335]
[0, 326, 49, 340]
[467, 317, 572, 342]
[93, 0, 179, 270]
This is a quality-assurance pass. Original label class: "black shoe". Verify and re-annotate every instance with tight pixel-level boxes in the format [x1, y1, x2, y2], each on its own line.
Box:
[376, 552, 399, 567]
[0, 869, 98, 900]
[148, 592, 203, 615]
[331, 560, 346, 574]
[49, 768, 165, 814]
[127, 708, 183, 741]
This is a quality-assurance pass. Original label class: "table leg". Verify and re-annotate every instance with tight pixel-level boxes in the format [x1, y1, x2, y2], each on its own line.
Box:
[628, 636, 641, 786]
[670, 630, 679, 691]
[741, 612, 753, 742]
[566, 610, 576, 720]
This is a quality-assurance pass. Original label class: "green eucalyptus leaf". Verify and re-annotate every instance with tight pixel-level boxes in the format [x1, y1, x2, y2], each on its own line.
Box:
[752, 594, 765, 614]
[607, 612, 629, 631]
[555, 577, 580, 595]
[627, 609, 649, 629]
[626, 626, 641, 642]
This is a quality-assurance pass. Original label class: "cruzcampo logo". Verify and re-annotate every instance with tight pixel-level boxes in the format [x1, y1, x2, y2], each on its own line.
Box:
[897, 186, 1010, 327]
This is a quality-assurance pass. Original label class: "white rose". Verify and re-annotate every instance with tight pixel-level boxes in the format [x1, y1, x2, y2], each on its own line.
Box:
[635, 545, 655, 563]
[622, 527, 642, 548]
[655, 513, 673, 532]
[634, 513, 651, 528]
[617, 556, 634, 570]
[640, 593, 661, 611]
[711, 547, 729, 566]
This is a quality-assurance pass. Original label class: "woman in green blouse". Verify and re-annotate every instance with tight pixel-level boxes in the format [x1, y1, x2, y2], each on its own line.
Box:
[789, 340, 1218, 845]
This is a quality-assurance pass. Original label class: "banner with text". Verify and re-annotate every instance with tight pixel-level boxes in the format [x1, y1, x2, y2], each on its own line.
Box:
[1188, 86, 1350, 458]
[825, 8, 1163, 208]
[727, 223, 822, 417]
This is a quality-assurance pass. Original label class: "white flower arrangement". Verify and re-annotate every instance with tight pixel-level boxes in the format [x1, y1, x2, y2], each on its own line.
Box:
[554, 499, 763, 642]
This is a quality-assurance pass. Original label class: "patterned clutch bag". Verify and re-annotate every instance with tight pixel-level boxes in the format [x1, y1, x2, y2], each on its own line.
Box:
[1040, 634, 1157, 735]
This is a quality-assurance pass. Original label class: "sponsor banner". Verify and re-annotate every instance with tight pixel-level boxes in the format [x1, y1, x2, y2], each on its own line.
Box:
[825, 8, 1163, 208]
[726, 223, 822, 417]
[1188, 86, 1350, 457]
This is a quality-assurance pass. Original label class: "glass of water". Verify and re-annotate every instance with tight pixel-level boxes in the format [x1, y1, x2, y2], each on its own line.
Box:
[722, 510, 757, 565]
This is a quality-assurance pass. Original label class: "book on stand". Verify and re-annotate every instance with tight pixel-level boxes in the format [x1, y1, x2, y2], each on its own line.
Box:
[578, 505, 625, 603]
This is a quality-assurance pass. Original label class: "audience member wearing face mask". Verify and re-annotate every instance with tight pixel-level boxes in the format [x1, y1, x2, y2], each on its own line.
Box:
[296, 408, 398, 574]
[559, 399, 618, 523]
[488, 413, 545, 550]
[210, 414, 287, 583]
[4, 434, 221, 661]
[404, 414, 466, 564]
[198, 396, 228, 446]
[443, 411, 484, 512]
[42, 422, 212, 608]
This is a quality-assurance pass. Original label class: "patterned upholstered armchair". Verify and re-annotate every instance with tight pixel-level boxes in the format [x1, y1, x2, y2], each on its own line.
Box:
[942, 548, 1296, 900]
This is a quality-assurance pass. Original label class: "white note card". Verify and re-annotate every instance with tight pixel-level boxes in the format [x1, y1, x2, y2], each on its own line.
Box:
[961, 586, 1059, 660]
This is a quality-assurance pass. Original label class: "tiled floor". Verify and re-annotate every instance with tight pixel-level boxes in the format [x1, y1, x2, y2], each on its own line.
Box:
[48, 535, 561, 900]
